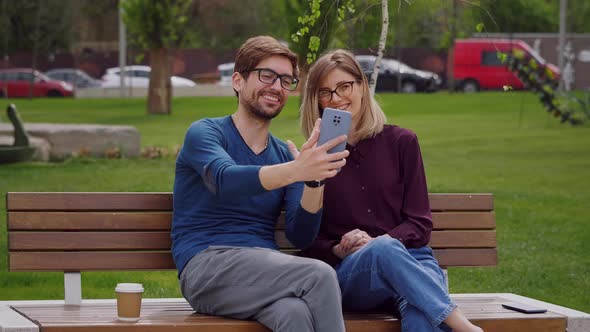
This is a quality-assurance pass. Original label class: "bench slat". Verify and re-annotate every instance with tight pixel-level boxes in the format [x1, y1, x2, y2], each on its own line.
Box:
[9, 252, 175, 271]
[7, 192, 173, 211]
[9, 248, 497, 271]
[427, 231, 497, 248]
[429, 193, 493, 211]
[8, 211, 495, 230]
[9, 232, 172, 250]
[431, 212, 495, 229]
[8, 212, 172, 230]
[274, 230, 497, 250]
[435, 248, 497, 267]
[10, 230, 496, 251]
[7, 192, 493, 212]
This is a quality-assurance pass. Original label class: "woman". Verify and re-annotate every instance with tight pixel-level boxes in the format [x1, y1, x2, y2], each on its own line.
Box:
[300, 49, 483, 332]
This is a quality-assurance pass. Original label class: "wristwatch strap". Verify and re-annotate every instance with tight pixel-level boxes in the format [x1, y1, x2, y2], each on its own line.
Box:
[304, 180, 325, 188]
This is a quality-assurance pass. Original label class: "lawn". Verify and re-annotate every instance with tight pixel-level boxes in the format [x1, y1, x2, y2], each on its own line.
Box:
[0, 92, 589, 313]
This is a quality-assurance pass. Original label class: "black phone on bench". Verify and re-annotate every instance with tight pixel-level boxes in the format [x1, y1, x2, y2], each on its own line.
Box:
[501, 302, 547, 314]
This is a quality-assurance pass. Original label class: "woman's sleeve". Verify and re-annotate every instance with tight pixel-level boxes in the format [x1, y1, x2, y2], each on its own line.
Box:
[386, 133, 433, 247]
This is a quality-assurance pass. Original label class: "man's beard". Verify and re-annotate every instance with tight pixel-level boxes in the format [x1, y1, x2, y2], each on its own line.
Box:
[242, 90, 284, 120]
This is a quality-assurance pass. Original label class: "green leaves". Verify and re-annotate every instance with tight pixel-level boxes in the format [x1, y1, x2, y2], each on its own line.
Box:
[506, 50, 588, 125]
[337, 0, 355, 22]
[290, 0, 355, 67]
[497, 52, 508, 63]
[290, 0, 322, 44]
[120, 0, 196, 50]
[476, 22, 485, 33]
[306, 36, 321, 64]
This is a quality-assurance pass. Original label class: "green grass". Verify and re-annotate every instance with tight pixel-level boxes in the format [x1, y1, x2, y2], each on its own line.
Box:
[1, 92, 589, 313]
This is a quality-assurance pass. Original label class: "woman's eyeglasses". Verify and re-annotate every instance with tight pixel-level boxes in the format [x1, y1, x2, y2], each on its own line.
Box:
[318, 81, 355, 103]
[241, 68, 299, 91]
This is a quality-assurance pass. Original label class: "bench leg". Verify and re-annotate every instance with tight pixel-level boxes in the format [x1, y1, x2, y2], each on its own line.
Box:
[64, 272, 82, 305]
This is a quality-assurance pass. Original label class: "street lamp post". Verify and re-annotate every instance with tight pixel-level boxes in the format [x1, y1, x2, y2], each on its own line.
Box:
[119, 1, 127, 97]
[558, 0, 567, 92]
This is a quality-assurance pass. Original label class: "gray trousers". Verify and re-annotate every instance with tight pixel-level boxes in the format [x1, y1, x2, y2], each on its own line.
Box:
[179, 246, 345, 332]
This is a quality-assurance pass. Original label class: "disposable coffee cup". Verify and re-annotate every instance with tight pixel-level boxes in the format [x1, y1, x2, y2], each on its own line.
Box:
[115, 283, 144, 322]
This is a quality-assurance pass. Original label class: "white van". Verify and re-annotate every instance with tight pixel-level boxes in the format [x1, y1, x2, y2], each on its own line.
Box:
[217, 62, 235, 86]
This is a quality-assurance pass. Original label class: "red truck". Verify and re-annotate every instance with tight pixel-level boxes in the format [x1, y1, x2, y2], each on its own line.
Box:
[452, 38, 559, 92]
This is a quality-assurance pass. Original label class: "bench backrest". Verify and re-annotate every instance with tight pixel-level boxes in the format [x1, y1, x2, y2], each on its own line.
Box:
[6, 192, 497, 272]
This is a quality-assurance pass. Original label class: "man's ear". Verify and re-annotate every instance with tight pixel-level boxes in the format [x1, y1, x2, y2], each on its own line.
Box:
[232, 72, 244, 93]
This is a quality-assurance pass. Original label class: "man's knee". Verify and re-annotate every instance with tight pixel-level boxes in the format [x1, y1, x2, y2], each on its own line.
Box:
[266, 297, 313, 332]
[304, 259, 338, 284]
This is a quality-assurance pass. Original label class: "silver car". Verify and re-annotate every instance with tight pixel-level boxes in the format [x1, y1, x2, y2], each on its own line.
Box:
[45, 68, 102, 89]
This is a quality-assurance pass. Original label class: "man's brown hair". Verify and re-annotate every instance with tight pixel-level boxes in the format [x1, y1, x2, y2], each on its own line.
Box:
[234, 36, 299, 80]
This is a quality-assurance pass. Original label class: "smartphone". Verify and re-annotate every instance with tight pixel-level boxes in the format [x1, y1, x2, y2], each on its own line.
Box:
[501, 302, 547, 314]
[318, 108, 352, 154]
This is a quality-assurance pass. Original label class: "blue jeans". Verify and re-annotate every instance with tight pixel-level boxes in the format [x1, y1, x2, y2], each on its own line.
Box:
[335, 236, 455, 332]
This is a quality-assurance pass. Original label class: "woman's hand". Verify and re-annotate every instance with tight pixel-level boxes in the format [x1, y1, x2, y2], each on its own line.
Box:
[332, 229, 374, 259]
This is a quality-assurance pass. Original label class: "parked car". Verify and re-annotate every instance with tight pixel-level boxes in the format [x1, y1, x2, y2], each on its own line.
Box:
[45, 68, 102, 88]
[452, 38, 560, 92]
[0, 68, 73, 97]
[101, 65, 196, 88]
[355, 55, 442, 93]
[217, 62, 235, 86]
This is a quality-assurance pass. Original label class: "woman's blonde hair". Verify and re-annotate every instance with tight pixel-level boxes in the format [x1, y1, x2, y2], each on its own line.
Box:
[300, 49, 386, 140]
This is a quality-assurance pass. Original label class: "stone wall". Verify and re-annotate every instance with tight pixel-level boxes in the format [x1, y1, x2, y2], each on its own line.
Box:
[0, 123, 140, 161]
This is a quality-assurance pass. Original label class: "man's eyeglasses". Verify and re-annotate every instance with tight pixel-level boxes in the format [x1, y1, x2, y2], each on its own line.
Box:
[318, 81, 355, 103]
[241, 68, 299, 91]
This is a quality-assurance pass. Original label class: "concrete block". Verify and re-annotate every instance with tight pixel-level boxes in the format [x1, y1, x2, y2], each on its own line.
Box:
[0, 123, 140, 161]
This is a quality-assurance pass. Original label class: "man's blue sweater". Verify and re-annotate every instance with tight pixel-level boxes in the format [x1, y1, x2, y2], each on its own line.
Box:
[172, 116, 322, 275]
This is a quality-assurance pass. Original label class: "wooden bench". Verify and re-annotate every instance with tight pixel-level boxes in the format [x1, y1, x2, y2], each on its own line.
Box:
[4, 192, 569, 332]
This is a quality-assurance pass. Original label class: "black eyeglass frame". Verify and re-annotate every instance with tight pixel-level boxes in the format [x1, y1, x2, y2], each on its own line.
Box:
[318, 80, 356, 103]
[240, 68, 299, 91]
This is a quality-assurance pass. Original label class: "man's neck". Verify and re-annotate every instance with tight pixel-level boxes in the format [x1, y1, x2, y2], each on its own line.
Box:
[231, 108, 270, 154]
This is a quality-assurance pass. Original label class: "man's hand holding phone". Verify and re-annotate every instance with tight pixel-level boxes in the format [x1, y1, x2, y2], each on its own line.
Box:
[287, 118, 349, 183]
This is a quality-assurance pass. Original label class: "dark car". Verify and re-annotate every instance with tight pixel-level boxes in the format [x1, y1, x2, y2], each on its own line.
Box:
[45, 68, 102, 88]
[355, 55, 442, 93]
[0, 68, 74, 97]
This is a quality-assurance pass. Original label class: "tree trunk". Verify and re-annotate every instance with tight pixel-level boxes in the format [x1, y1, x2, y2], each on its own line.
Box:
[148, 48, 172, 115]
[369, 0, 389, 96]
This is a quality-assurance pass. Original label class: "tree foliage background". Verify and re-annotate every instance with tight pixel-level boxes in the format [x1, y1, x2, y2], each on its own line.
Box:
[1, 0, 589, 57]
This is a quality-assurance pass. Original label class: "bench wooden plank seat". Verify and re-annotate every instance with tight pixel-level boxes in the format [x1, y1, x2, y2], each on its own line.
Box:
[10, 295, 566, 332]
[5, 192, 569, 331]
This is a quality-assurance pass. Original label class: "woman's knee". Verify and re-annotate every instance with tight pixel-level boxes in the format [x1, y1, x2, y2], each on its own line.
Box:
[364, 236, 407, 260]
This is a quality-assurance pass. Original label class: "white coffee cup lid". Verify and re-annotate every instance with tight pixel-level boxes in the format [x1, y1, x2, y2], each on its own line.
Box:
[115, 283, 144, 293]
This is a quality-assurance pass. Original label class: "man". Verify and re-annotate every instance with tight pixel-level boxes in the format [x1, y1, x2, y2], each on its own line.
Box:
[172, 36, 349, 332]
